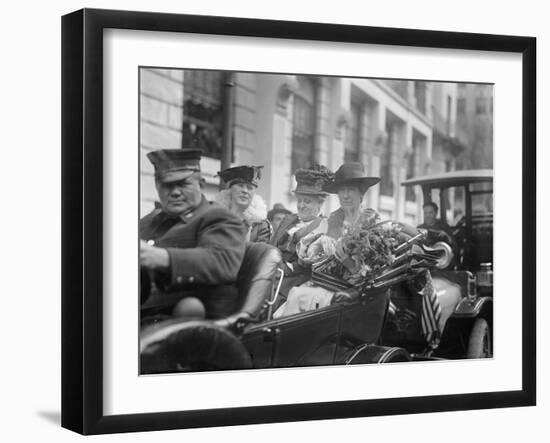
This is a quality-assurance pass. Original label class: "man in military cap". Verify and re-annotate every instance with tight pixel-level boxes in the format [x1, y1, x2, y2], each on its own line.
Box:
[140, 149, 247, 320]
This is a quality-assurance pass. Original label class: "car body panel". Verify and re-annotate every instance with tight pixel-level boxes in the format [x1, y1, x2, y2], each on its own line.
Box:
[381, 275, 466, 352]
[452, 296, 493, 318]
[241, 287, 389, 368]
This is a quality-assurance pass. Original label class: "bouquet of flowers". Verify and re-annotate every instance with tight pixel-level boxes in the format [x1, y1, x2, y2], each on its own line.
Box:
[312, 210, 403, 290]
[296, 232, 337, 265]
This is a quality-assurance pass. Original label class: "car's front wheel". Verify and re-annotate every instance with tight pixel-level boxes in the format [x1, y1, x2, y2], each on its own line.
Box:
[466, 318, 492, 358]
[140, 320, 253, 374]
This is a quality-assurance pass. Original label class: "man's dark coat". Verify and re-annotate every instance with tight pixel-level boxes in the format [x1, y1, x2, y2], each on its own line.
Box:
[140, 196, 246, 318]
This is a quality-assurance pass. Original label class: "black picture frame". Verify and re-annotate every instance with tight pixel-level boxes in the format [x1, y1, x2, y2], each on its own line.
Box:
[61, 8, 536, 435]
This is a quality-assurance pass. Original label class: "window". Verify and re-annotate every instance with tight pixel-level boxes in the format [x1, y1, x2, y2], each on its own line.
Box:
[457, 97, 466, 116]
[405, 143, 417, 202]
[475, 97, 488, 115]
[428, 188, 451, 222]
[446, 95, 452, 134]
[291, 77, 316, 172]
[470, 182, 493, 215]
[414, 82, 427, 114]
[181, 70, 226, 159]
[344, 102, 361, 162]
[452, 186, 466, 225]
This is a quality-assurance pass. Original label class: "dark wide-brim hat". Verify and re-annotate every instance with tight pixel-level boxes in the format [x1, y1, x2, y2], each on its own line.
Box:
[147, 148, 202, 183]
[323, 162, 380, 194]
[217, 165, 264, 188]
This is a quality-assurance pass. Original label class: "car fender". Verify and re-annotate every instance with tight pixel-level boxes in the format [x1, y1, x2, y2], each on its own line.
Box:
[437, 296, 493, 358]
[451, 296, 493, 319]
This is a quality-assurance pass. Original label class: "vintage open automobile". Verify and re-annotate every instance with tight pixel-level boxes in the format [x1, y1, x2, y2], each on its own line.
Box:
[140, 170, 493, 373]
[140, 240, 411, 374]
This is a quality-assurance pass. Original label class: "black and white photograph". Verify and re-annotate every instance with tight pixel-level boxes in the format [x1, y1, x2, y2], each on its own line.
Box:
[2, 0, 548, 439]
[56, 5, 538, 436]
[138, 68, 494, 374]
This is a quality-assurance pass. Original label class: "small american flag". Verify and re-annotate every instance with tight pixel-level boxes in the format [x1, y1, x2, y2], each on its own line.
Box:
[415, 271, 442, 349]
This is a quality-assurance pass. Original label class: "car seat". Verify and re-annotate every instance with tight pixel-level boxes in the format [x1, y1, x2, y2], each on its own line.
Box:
[214, 242, 282, 330]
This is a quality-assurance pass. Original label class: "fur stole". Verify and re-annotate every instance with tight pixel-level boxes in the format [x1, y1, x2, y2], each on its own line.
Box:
[214, 190, 268, 225]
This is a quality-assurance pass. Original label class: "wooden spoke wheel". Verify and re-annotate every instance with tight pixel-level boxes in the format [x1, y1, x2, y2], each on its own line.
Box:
[466, 318, 492, 359]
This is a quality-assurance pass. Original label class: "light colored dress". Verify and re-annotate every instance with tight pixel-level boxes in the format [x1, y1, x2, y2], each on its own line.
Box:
[273, 281, 334, 318]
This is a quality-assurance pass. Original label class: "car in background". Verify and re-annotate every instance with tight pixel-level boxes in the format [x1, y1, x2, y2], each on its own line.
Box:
[380, 170, 493, 360]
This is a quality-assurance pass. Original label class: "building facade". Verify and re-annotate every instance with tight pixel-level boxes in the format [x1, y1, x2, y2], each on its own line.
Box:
[140, 69, 474, 225]
[455, 83, 494, 170]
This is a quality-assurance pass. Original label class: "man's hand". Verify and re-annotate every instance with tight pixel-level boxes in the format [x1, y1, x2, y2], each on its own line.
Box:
[140, 240, 170, 270]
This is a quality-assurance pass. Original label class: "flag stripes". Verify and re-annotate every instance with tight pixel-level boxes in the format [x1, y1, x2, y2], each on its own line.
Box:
[417, 271, 442, 348]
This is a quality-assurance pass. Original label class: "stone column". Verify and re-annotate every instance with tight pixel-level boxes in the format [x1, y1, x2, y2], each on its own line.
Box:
[413, 135, 423, 221]
[425, 82, 433, 121]
[271, 77, 298, 205]
[397, 162, 408, 221]
[426, 130, 433, 171]
[396, 123, 414, 221]
[334, 111, 350, 169]
[359, 104, 371, 167]
[388, 123, 399, 201]
[407, 81, 416, 107]
[328, 110, 351, 213]
[369, 104, 387, 211]
[314, 77, 331, 167]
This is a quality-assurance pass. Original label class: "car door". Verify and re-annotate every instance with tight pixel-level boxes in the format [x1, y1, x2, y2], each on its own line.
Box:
[242, 287, 390, 369]
[242, 306, 342, 369]
[333, 287, 390, 362]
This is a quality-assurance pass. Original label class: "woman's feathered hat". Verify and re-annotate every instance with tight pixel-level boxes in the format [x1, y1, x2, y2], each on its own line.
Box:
[293, 164, 334, 196]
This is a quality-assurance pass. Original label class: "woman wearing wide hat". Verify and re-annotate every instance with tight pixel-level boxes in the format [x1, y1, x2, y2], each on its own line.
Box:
[270, 164, 333, 302]
[273, 162, 380, 318]
[324, 162, 381, 239]
[214, 165, 272, 243]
